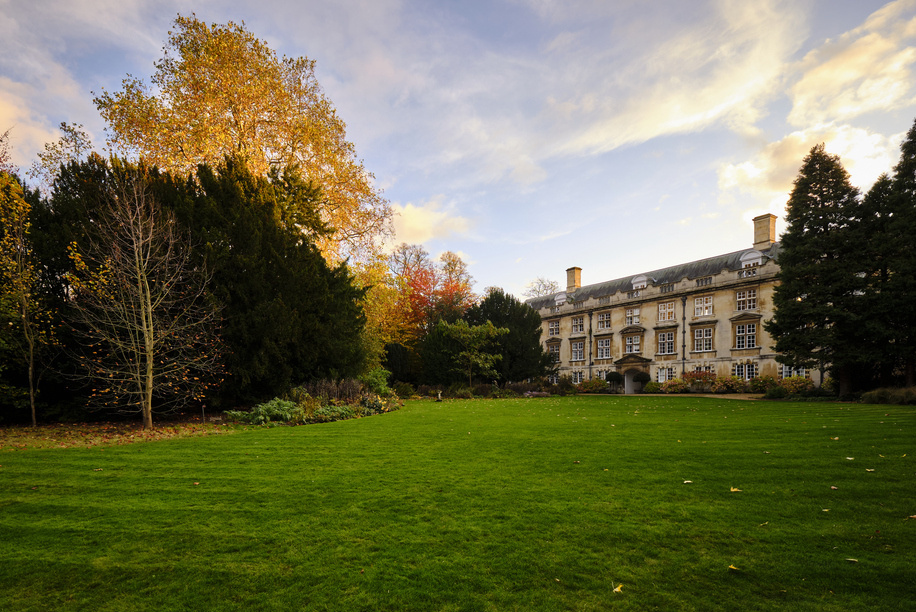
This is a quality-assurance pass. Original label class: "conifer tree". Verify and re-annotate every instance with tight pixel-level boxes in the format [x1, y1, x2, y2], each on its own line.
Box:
[764, 144, 865, 395]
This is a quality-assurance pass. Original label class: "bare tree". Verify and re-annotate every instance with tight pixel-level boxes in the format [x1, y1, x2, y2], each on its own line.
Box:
[66, 171, 222, 429]
[0, 128, 15, 174]
[523, 277, 560, 298]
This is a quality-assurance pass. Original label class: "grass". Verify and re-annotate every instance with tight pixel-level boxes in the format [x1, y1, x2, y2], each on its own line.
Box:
[0, 396, 913, 611]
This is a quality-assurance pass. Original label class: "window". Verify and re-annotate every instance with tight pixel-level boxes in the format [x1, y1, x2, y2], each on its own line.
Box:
[548, 373, 559, 385]
[694, 327, 713, 352]
[548, 344, 560, 363]
[659, 283, 675, 293]
[571, 371, 585, 384]
[626, 308, 640, 325]
[627, 290, 641, 299]
[657, 367, 675, 383]
[736, 289, 757, 310]
[694, 296, 713, 316]
[733, 362, 758, 380]
[597, 312, 611, 330]
[658, 331, 675, 355]
[548, 320, 560, 336]
[780, 365, 806, 379]
[658, 301, 675, 322]
[738, 268, 758, 278]
[599, 296, 611, 305]
[734, 323, 757, 349]
[696, 276, 712, 287]
[597, 338, 612, 359]
[625, 335, 641, 354]
[694, 364, 714, 373]
[571, 341, 584, 361]
[571, 316, 584, 333]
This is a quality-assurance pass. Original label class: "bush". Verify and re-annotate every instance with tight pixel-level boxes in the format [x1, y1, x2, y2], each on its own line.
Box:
[633, 371, 651, 384]
[473, 383, 495, 397]
[506, 382, 540, 395]
[285, 387, 322, 418]
[605, 371, 623, 384]
[861, 386, 916, 405]
[661, 378, 689, 393]
[556, 376, 577, 396]
[749, 375, 779, 394]
[780, 376, 815, 395]
[452, 388, 473, 399]
[357, 394, 401, 415]
[225, 398, 304, 425]
[683, 370, 716, 391]
[309, 404, 355, 423]
[764, 385, 789, 399]
[578, 378, 610, 394]
[642, 381, 662, 393]
[392, 381, 416, 398]
[360, 368, 392, 396]
[711, 376, 748, 394]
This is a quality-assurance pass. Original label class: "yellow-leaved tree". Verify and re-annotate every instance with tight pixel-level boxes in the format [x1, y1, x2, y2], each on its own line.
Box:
[93, 14, 392, 264]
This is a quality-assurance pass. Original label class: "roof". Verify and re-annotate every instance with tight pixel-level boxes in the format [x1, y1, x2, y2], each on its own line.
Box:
[525, 242, 780, 310]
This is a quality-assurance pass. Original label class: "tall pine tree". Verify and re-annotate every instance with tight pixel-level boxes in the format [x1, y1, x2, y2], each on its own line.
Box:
[764, 144, 866, 396]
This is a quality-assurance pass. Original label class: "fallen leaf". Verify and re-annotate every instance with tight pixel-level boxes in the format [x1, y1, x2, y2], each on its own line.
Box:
[831, 437, 839, 441]
[759, 521, 769, 527]
[845, 558, 858, 563]
[822, 509, 830, 512]
[866, 469, 875, 472]
[193, 482, 200, 485]
[683, 480, 693, 484]
[728, 565, 740, 571]
[613, 584, 623, 593]
[831, 486, 838, 490]
[846, 457, 854, 460]
[93, 468, 103, 471]
[730, 487, 742, 492]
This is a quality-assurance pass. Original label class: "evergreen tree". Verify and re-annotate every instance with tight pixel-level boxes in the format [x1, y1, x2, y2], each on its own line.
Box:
[464, 288, 553, 382]
[764, 144, 865, 396]
[887, 119, 916, 386]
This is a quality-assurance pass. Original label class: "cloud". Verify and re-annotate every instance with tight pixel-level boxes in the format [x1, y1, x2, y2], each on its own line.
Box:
[788, 0, 916, 126]
[718, 124, 903, 208]
[391, 199, 472, 244]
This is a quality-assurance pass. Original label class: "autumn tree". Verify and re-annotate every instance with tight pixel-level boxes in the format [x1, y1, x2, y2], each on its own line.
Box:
[93, 14, 391, 263]
[0, 128, 14, 174]
[65, 163, 222, 429]
[28, 122, 93, 191]
[420, 319, 507, 387]
[0, 172, 54, 425]
[764, 144, 866, 395]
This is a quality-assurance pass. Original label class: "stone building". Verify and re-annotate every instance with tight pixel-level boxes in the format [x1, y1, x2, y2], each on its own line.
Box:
[526, 214, 816, 393]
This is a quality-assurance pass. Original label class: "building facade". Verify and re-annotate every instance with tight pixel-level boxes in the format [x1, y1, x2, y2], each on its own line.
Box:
[526, 214, 817, 393]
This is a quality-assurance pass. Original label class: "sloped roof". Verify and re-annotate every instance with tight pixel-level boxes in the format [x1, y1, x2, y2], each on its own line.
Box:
[526, 243, 779, 310]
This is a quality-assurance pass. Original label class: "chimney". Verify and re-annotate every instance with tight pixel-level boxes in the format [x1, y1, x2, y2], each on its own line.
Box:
[752, 214, 777, 250]
[566, 267, 581, 293]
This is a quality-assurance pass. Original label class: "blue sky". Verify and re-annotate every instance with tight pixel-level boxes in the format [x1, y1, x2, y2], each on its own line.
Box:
[2, 0, 916, 297]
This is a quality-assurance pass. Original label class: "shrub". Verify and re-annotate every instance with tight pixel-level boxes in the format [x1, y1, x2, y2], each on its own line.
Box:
[225, 398, 304, 425]
[861, 386, 916, 405]
[393, 381, 415, 398]
[633, 372, 651, 384]
[578, 378, 610, 394]
[749, 375, 779, 394]
[661, 378, 689, 393]
[453, 388, 474, 399]
[642, 381, 662, 393]
[556, 376, 577, 396]
[780, 376, 815, 395]
[285, 387, 322, 418]
[360, 368, 392, 396]
[357, 394, 401, 415]
[711, 376, 748, 394]
[309, 404, 355, 423]
[506, 382, 540, 395]
[473, 383, 495, 397]
[683, 370, 716, 391]
[764, 385, 788, 399]
[605, 371, 623, 384]
[416, 385, 438, 398]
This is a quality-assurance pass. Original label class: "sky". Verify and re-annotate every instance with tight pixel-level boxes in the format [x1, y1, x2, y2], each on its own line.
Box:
[3, 0, 916, 297]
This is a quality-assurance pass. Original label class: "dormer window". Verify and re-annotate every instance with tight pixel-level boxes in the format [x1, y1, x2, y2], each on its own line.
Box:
[631, 274, 648, 290]
[740, 250, 763, 268]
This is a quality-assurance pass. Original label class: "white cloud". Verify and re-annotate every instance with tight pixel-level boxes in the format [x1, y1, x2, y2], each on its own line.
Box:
[391, 199, 472, 245]
[788, 0, 916, 126]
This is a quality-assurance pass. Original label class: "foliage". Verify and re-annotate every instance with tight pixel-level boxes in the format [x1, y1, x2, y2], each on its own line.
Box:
[633, 371, 651, 384]
[577, 378, 609, 393]
[642, 381, 662, 393]
[359, 367, 392, 396]
[62, 161, 223, 429]
[764, 143, 867, 396]
[683, 370, 716, 390]
[392, 381, 415, 398]
[357, 393, 400, 415]
[660, 378, 689, 393]
[710, 376, 748, 394]
[27, 122, 93, 190]
[555, 375, 577, 396]
[0, 128, 14, 174]
[764, 385, 789, 399]
[860, 387, 916, 405]
[749, 375, 779, 393]
[604, 371, 623, 384]
[225, 398, 303, 425]
[464, 287, 555, 383]
[94, 14, 391, 264]
[421, 319, 507, 387]
[780, 376, 816, 395]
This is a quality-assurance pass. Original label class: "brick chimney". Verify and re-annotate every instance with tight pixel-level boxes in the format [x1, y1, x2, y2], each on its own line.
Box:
[752, 214, 777, 250]
[566, 267, 581, 293]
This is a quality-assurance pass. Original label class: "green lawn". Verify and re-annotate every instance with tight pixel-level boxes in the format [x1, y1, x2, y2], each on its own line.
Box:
[1, 396, 913, 611]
